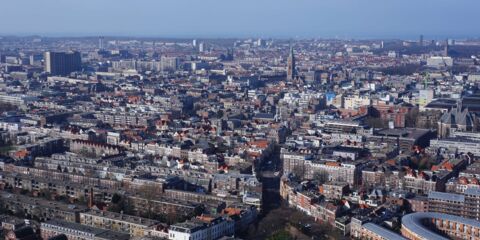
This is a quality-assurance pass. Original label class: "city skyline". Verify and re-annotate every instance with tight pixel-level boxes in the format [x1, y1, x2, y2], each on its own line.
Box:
[1, 0, 479, 39]
[2, 1, 480, 240]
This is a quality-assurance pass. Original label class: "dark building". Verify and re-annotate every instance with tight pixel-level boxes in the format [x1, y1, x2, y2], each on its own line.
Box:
[44, 51, 82, 76]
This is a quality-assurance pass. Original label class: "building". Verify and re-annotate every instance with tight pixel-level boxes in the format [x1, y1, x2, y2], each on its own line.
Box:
[428, 191, 465, 216]
[418, 89, 434, 109]
[168, 216, 234, 240]
[426, 56, 453, 68]
[41, 220, 130, 240]
[427, 188, 480, 221]
[357, 222, 407, 240]
[0, 94, 38, 106]
[320, 182, 349, 200]
[0, 192, 88, 223]
[437, 104, 476, 138]
[4, 226, 37, 240]
[44, 51, 82, 76]
[80, 210, 160, 237]
[401, 212, 480, 240]
[430, 138, 480, 157]
[343, 95, 371, 110]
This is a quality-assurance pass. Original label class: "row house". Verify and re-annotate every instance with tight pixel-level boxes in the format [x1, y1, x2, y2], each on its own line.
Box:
[0, 191, 88, 223]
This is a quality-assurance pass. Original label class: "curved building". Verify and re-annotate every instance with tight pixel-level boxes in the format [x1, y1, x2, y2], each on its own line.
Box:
[401, 212, 480, 240]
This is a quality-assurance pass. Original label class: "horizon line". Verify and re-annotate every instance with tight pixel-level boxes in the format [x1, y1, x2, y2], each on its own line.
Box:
[1, 32, 480, 42]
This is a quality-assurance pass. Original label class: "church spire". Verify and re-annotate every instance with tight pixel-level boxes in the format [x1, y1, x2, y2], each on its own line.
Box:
[287, 45, 296, 81]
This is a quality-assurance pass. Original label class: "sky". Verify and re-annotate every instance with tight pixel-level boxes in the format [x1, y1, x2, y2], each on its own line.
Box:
[1, 0, 479, 39]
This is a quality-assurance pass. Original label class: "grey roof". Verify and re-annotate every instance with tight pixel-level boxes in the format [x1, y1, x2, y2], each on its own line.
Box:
[428, 191, 465, 202]
[41, 220, 130, 240]
[253, 113, 275, 119]
[465, 187, 480, 196]
[402, 212, 480, 240]
[439, 107, 474, 126]
[362, 223, 407, 240]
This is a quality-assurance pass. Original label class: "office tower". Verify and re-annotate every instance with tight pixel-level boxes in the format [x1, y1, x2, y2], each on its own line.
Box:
[226, 48, 234, 61]
[192, 39, 197, 48]
[257, 38, 265, 47]
[199, 42, 205, 52]
[444, 39, 449, 57]
[287, 46, 296, 81]
[29, 54, 43, 66]
[44, 51, 82, 76]
[419, 35, 424, 46]
[99, 36, 105, 50]
[160, 56, 179, 72]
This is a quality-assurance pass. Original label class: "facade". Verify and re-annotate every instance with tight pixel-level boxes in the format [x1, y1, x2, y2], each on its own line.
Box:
[430, 138, 480, 157]
[344, 95, 371, 110]
[437, 105, 476, 138]
[427, 188, 480, 221]
[0, 192, 87, 223]
[80, 210, 160, 237]
[41, 220, 130, 240]
[320, 182, 349, 200]
[359, 222, 407, 240]
[401, 212, 480, 240]
[44, 51, 82, 76]
[168, 216, 234, 240]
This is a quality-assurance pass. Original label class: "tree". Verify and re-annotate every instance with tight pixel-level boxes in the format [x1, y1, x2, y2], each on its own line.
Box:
[267, 230, 293, 240]
[137, 184, 161, 218]
[365, 116, 388, 129]
[111, 193, 122, 204]
[405, 108, 419, 128]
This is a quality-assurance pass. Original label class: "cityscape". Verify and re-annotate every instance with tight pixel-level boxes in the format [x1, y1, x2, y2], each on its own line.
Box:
[1, 1, 480, 240]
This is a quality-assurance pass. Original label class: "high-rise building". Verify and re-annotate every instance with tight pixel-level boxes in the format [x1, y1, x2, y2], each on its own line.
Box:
[287, 46, 296, 81]
[99, 36, 105, 50]
[199, 42, 205, 52]
[44, 51, 82, 76]
[160, 56, 179, 72]
[419, 35, 424, 46]
[444, 39, 449, 57]
[192, 39, 197, 48]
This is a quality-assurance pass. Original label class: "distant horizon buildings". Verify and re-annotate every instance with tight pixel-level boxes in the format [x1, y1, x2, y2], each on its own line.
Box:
[44, 51, 81, 76]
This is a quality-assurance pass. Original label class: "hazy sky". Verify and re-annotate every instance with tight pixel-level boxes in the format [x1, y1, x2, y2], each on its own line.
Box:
[1, 0, 478, 39]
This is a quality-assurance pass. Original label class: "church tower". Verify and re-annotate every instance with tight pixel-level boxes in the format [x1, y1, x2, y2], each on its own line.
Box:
[287, 46, 296, 81]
